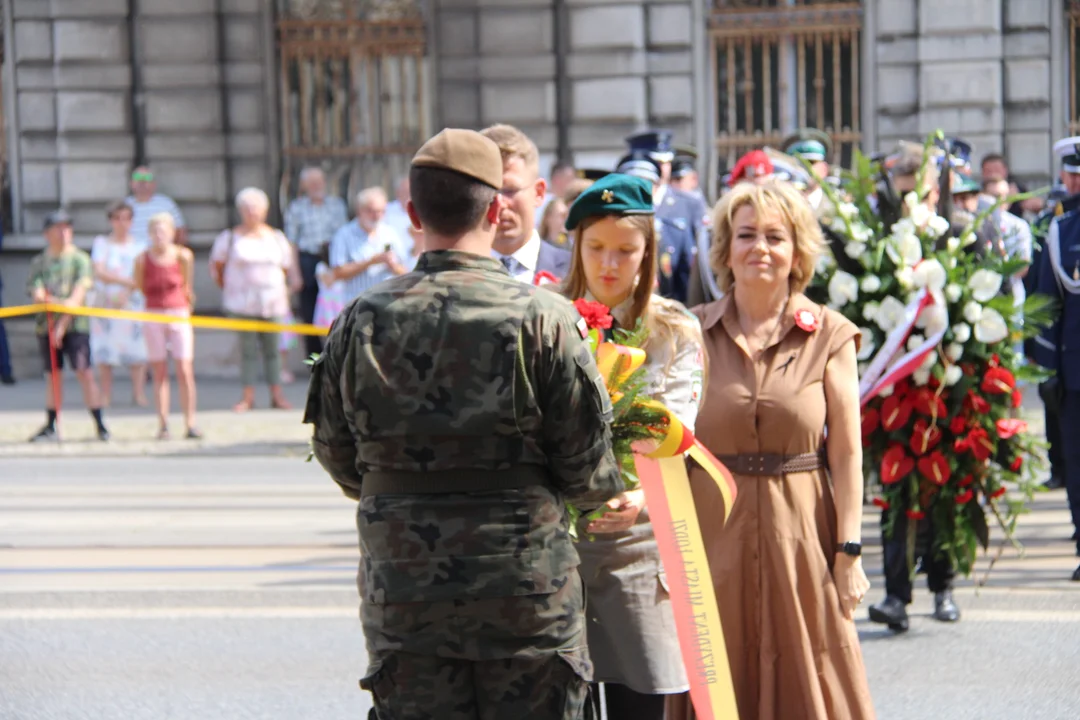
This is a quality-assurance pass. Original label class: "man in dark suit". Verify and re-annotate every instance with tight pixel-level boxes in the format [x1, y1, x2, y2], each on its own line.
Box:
[480, 124, 572, 284]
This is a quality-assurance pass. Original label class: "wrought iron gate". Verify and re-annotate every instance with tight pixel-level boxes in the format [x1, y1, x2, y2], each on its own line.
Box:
[276, 0, 426, 208]
[709, 0, 863, 173]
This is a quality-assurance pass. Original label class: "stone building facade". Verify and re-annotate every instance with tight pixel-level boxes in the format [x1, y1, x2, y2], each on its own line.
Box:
[0, 0, 1074, 301]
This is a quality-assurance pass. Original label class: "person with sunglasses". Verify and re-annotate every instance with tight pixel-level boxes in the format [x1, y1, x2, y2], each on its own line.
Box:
[126, 166, 187, 248]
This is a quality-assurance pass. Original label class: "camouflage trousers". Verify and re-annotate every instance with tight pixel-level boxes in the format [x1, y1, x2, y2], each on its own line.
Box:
[360, 572, 595, 720]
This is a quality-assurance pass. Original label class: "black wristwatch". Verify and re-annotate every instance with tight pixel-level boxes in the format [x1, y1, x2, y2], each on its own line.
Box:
[836, 542, 862, 557]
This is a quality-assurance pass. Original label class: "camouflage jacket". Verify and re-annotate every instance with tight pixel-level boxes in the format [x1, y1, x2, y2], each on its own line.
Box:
[304, 249, 623, 606]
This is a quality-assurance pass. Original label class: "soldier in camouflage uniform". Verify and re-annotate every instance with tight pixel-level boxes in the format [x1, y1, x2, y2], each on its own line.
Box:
[303, 128, 624, 719]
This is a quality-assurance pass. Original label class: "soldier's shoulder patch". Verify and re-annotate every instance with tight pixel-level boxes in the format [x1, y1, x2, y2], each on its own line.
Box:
[576, 316, 590, 339]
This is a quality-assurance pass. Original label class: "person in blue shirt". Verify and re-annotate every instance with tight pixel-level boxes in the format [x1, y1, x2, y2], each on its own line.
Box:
[0, 222, 15, 385]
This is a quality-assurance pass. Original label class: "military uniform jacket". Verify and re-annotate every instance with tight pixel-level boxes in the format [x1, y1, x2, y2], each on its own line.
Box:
[305, 249, 623, 609]
[1033, 197, 1080, 391]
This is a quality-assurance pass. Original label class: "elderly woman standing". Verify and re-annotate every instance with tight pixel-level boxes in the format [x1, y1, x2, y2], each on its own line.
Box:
[90, 200, 148, 407]
[210, 187, 301, 412]
[667, 181, 875, 720]
[561, 174, 706, 720]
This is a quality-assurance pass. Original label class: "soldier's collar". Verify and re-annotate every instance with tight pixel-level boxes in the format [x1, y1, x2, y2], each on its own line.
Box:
[415, 249, 506, 273]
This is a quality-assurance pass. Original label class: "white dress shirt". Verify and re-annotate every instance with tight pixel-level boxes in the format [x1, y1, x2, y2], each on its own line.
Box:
[492, 231, 543, 283]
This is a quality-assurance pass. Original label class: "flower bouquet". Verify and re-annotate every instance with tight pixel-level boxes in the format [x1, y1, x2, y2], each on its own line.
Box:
[811, 132, 1055, 575]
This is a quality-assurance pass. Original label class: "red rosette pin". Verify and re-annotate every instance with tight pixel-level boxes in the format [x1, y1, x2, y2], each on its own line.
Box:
[794, 309, 819, 332]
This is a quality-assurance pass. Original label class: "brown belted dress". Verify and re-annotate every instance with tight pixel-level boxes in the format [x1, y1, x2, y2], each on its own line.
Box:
[666, 293, 876, 720]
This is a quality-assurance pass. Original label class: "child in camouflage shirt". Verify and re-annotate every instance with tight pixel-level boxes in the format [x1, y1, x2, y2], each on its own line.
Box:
[27, 210, 109, 441]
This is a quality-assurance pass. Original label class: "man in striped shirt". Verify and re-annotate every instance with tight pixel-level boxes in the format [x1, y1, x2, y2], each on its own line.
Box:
[126, 166, 187, 248]
[329, 187, 409, 302]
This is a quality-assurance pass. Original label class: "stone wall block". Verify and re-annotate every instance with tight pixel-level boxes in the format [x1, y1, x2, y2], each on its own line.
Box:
[1006, 106, 1053, 132]
[56, 91, 129, 132]
[478, 11, 553, 55]
[142, 64, 221, 87]
[438, 11, 478, 57]
[57, 134, 135, 161]
[13, 20, 54, 62]
[1007, 132, 1051, 175]
[20, 136, 59, 162]
[877, 66, 919, 110]
[152, 162, 227, 203]
[50, 0, 127, 18]
[569, 6, 645, 50]
[145, 92, 222, 132]
[477, 56, 556, 81]
[920, 61, 1002, 107]
[876, 38, 917, 66]
[227, 90, 264, 132]
[16, 92, 56, 131]
[59, 161, 130, 203]
[1004, 31, 1052, 60]
[918, 106, 1003, 136]
[919, 0, 1001, 35]
[145, 134, 227, 159]
[646, 50, 692, 75]
[54, 20, 127, 62]
[647, 5, 691, 47]
[566, 50, 646, 78]
[1005, 0, 1051, 30]
[572, 77, 646, 122]
[139, 0, 216, 15]
[481, 81, 556, 124]
[648, 75, 692, 119]
[20, 164, 60, 203]
[1005, 59, 1051, 104]
[139, 18, 217, 63]
[877, 0, 917, 36]
[917, 34, 1002, 63]
[438, 82, 481, 126]
[224, 16, 262, 60]
[12, 1, 51, 20]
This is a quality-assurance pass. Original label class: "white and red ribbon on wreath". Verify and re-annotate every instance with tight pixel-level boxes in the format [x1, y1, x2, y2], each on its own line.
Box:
[858, 287, 949, 406]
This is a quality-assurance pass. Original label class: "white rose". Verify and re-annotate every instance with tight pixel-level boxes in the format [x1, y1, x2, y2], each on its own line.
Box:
[857, 328, 876, 360]
[927, 214, 951, 239]
[974, 307, 1010, 344]
[889, 233, 923, 267]
[853, 224, 874, 243]
[916, 304, 949, 337]
[904, 192, 920, 211]
[946, 235, 961, 253]
[907, 333, 925, 352]
[838, 202, 858, 220]
[890, 218, 917, 241]
[828, 270, 859, 308]
[895, 266, 915, 289]
[921, 350, 938, 370]
[963, 301, 983, 324]
[952, 322, 972, 343]
[876, 296, 908, 332]
[860, 275, 882, 293]
[913, 259, 947, 291]
[945, 283, 963, 303]
[845, 242, 868, 260]
[969, 269, 1004, 303]
[945, 343, 964, 362]
[815, 252, 835, 275]
[909, 202, 932, 229]
[912, 368, 932, 386]
[944, 365, 964, 386]
[878, 384, 895, 398]
[863, 302, 880, 322]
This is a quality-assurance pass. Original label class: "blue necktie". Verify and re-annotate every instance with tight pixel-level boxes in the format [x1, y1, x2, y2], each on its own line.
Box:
[500, 255, 517, 275]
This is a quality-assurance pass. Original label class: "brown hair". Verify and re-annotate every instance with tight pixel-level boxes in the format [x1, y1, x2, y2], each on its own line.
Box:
[538, 197, 568, 244]
[480, 124, 540, 176]
[106, 199, 133, 219]
[562, 179, 593, 206]
[709, 180, 824, 294]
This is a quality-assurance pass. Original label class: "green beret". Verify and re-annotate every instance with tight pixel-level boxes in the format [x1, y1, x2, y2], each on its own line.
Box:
[565, 173, 654, 231]
[951, 172, 980, 195]
[785, 139, 827, 161]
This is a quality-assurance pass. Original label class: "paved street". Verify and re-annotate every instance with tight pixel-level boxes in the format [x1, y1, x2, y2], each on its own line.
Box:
[1, 383, 1079, 719]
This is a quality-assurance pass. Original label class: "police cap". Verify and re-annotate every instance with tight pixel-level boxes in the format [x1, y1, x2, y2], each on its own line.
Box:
[1054, 136, 1080, 173]
[411, 128, 504, 190]
[625, 129, 675, 163]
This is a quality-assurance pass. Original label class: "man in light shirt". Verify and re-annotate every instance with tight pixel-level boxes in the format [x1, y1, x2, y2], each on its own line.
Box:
[329, 187, 409, 302]
[126, 166, 187, 247]
[480, 124, 571, 283]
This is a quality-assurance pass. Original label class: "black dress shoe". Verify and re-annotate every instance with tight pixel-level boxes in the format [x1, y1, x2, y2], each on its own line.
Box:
[868, 595, 909, 632]
[1071, 564, 1080, 582]
[0, 375, 15, 386]
[933, 591, 960, 622]
[1043, 475, 1066, 490]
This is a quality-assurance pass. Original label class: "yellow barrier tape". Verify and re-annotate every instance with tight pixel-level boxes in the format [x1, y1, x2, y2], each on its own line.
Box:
[0, 303, 328, 336]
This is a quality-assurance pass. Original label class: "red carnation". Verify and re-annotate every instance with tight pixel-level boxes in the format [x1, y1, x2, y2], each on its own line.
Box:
[959, 474, 974, 487]
[881, 444, 915, 485]
[872, 497, 891, 510]
[981, 367, 1016, 395]
[964, 427, 994, 462]
[573, 298, 613, 330]
[991, 487, 1007, 499]
[995, 418, 1028, 440]
[910, 418, 943, 456]
[906, 508, 926, 520]
[912, 388, 948, 419]
[917, 451, 951, 487]
[956, 489, 974, 505]
[949, 415, 968, 435]
[881, 395, 914, 432]
[1010, 456, 1023, 472]
[1011, 390, 1023, 408]
[965, 391, 991, 415]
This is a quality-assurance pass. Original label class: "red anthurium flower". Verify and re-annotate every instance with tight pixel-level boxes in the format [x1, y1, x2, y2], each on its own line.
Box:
[910, 418, 943, 456]
[990, 354, 1000, 367]
[961, 363, 976, 376]
[881, 395, 915, 432]
[965, 391, 991, 415]
[964, 427, 994, 462]
[906, 508, 926, 520]
[881, 444, 915, 485]
[991, 487, 1007, 499]
[862, 408, 881, 438]
[955, 489, 974, 505]
[572, 298, 613, 330]
[872, 497, 891, 510]
[1011, 390, 1023, 408]
[981, 367, 1016, 395]
[959, 474, 974, 487]
[949, 415, 968, 435]
[1010, 456, 1023, 472]
[912, 388, 948, 419]
[996, 418, 1028, 440]
[917, 451, 950, 487]
[894, 380, 912, 398]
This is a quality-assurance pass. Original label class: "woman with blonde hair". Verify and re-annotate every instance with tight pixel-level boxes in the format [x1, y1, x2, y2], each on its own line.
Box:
[560, 173, 705, 720]
[666, 179, 874, 720]
[134, 212, 200, 439]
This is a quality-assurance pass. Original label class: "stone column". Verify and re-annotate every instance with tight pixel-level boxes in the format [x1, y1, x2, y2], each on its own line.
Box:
[1003, 0, 1055, 187]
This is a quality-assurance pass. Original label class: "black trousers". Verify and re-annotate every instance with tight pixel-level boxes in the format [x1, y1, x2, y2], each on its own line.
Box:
[881, 506, 955, 605]
[1040, 380, 1066, 481]
[590, 683, 665, 720]
[298, 251, 322, 358]
[1060, 391, 1080, 556]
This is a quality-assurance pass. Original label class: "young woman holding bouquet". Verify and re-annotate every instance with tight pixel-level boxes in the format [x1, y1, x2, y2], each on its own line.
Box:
[560, 173, 706, 720]
[667, 180, 875, 720]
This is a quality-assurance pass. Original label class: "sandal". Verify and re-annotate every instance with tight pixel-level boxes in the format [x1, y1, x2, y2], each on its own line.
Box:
[157, 426, 170, 441]
[233, 400, 254, 413]
[185, 427, 203, 440]
[270, 398, 293, 410]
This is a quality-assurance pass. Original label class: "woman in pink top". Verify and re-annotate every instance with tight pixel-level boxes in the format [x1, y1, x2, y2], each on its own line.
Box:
[134, 213, 200, 440]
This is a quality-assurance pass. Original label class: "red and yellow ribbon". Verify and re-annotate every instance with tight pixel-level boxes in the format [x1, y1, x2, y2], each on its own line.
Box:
[596, 341, 740, 719]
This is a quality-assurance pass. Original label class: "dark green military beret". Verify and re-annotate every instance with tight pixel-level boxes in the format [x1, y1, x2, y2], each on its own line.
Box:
[951, 172, 980, 195]
[565, 173, 654, 231]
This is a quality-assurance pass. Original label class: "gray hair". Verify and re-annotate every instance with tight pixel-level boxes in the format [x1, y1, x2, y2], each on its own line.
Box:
[235, 186, 270, 213]
[355, 186, 388, 209]
[299, 167, 325, 187]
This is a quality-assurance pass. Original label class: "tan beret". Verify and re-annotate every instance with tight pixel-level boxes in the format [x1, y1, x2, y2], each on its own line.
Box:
[411, 129, 504, 190]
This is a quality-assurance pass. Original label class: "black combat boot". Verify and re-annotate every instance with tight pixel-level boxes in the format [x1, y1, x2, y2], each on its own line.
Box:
[933, 590, 960, 622]
[868, 595, 909, 632]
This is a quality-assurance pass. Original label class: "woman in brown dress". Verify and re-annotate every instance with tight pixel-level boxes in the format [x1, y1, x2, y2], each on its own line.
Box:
[667, 180, 875, 719]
